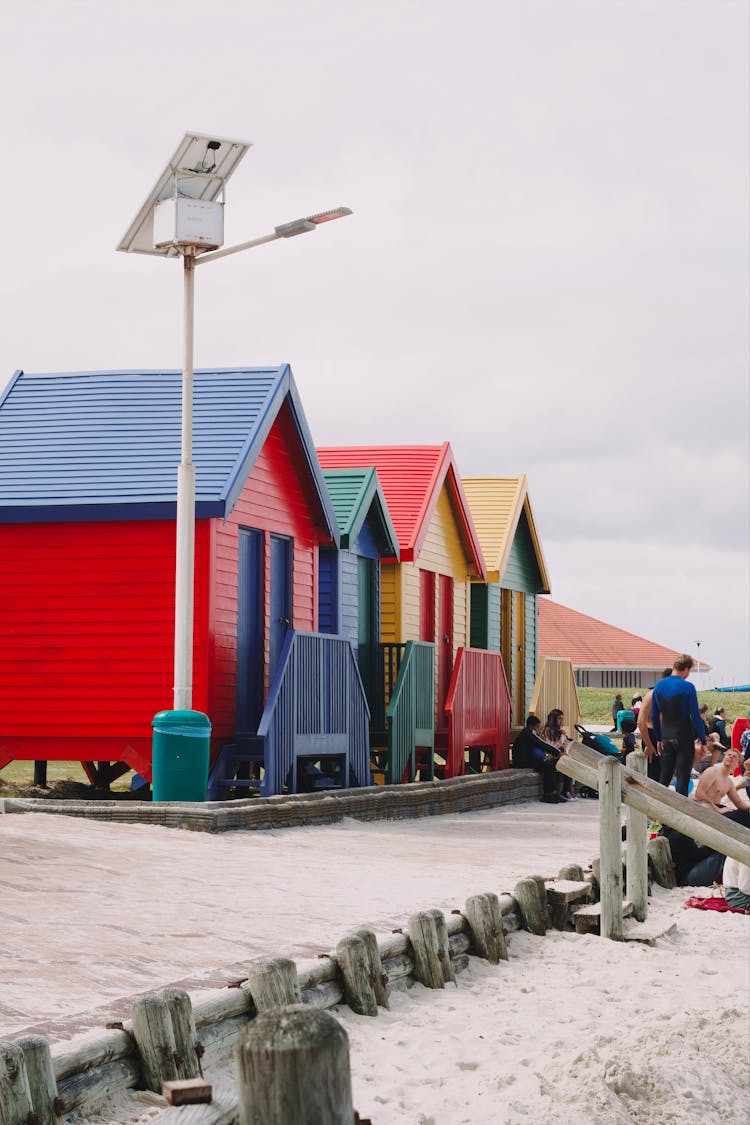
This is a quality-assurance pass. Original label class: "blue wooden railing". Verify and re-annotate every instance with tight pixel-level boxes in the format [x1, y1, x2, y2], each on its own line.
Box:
[385, 640, 435, 784]
[257, 630, 372, 796]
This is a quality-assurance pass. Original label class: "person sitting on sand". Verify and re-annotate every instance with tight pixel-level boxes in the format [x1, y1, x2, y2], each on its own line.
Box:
[734, 756, 750, 798]
[722, 855, 750, 911]
[692, 749, 749, 814]
[660, 827, 725, 887]
[694, 732, 723, 774]
[512, 715, 563, 804]
[708, 707, 731, 749]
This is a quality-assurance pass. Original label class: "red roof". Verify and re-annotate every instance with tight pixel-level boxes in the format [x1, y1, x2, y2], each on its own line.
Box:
[316, 443, 486, 574]
[538, 598, 710, 671]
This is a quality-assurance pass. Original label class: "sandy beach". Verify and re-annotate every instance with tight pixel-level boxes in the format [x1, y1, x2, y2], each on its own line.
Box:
[1, 801, 748, 1123]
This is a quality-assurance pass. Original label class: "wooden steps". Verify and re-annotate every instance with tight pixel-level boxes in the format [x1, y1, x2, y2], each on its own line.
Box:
[572, 900, 634, 935]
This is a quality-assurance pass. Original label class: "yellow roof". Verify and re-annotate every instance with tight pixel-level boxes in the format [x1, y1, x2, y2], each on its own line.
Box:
[461, 475, 550, 591]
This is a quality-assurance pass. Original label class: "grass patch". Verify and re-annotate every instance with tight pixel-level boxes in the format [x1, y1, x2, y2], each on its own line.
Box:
[0, 759, 135, 797]
[577, 687, 750, 727]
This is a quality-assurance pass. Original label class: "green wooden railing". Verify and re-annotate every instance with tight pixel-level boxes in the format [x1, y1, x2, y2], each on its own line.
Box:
[385, 640, 435, 784]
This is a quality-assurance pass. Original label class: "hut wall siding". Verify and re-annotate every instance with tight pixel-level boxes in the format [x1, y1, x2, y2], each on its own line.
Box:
[525, 593, 537, 708]
[208, 409, 323, 740]
[487, 583, 502, 652]
[383, 489, 473, 721]
[501, 511, 544, 595]
[338, 550, 359, 650]
[355, 517, 384, 560]
[0, 518, 211, 743]
[317, 548, 339, 635]
[379, 562, 399, 642]
[401, 490, 472, 646]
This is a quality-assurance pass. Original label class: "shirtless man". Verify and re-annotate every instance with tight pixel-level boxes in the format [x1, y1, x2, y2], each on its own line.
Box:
[692, 749, 749, 814]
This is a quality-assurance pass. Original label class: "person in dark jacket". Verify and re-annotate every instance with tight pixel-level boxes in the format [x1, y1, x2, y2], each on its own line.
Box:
[512, 715, 562, 803]
[708, 707, 731, 749]
[652, 654, 706, 796]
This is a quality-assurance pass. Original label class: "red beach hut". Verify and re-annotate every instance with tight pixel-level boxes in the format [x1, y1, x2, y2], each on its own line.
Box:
[0, 366, 370, 794]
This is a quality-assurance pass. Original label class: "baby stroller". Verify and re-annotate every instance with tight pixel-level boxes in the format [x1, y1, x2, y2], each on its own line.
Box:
[573, 723, 621, 797]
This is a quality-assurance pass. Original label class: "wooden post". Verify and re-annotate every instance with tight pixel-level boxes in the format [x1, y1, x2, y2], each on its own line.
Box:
[599, 756, 623, 941]
[558, 863, 585, 882]
[513, 876, 548, 936]
[560, 740, 750, 865]
[0, 1041, 34, 1125]
[353, 928, 389, 1010]
[235, 1005, 354, 1125]
[648, 835, 677, 889]
[242, 957, 301, 1015]
[336, 932, 382, 1017]
[17, 1035, 63, 1125]
[463, 893, 508, 963]
[626, 750, 649, 922]
[131, 994, 180, 1093]
[408, 909, 456, 989]
[160, 988, 201, 1080]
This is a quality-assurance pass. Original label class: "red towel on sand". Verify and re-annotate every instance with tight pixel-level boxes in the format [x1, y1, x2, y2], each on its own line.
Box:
[684, 895, 748, 914]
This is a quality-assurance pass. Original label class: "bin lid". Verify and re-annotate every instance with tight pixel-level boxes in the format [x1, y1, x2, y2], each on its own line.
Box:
[152, 709, 212, 732]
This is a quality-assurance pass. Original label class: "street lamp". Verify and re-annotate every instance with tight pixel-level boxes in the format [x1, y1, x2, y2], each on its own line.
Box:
[118, 132, 352, 712]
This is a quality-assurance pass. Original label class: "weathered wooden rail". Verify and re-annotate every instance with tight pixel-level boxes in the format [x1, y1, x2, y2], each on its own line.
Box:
[557, 740, 750, 940]
[558, 741, 750, 865]
[0, 856, 611, 1123]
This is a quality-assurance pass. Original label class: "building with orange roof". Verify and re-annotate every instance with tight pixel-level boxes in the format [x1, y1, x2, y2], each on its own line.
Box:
[538, 598, 710, 690]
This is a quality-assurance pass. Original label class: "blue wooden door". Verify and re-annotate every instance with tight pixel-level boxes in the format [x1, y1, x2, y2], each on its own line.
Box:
[269, 534, 292, 681]
[237, 528, 264, 733]
[357, 556, 376, 709]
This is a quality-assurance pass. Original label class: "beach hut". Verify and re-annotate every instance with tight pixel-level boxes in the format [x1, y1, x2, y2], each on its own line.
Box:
[462, 476, 551, 727]
[0, 366, 370, 795]
[318, 468, 400, 709]
[318, 445, 505, 778]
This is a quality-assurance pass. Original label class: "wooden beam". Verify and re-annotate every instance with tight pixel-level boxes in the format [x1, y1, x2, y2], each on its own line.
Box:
[558, 741, 750, 866]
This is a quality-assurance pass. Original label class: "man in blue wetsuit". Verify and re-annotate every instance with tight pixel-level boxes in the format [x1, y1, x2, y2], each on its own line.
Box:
[651, 654, 706, 796]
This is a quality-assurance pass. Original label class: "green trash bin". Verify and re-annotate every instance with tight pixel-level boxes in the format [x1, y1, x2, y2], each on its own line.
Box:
[151, 710, 211, 802]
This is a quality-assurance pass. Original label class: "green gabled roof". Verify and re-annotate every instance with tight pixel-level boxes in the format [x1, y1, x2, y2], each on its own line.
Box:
[322, 467, 400, 557]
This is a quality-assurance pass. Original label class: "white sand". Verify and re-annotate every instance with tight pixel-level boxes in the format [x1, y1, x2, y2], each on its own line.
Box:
[1, 802, 748, 1123]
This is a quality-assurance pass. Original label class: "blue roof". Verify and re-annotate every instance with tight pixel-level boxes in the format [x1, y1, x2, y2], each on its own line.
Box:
[0, 366, 339, 540]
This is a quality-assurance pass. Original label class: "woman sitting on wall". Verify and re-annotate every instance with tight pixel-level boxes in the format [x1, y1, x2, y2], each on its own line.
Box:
[512, 715, 563, 804]
[541, 708, 574, 800]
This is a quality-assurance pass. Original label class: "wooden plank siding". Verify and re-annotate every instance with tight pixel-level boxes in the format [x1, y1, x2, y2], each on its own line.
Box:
[0, 518, 210, 767]
[379, 488, 473, 726]
[208, 405, 328, 745]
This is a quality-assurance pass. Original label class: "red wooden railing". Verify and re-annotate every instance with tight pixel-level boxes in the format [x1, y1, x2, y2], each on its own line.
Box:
[443, 648, 511, 778]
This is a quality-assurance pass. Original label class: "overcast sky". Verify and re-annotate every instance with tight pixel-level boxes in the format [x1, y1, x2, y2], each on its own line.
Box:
[2, 0, 748, 685]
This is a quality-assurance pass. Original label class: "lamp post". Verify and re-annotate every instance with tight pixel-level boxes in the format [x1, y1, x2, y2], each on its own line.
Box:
[695, 640, 702, 693]
[118, 133, 351, 711]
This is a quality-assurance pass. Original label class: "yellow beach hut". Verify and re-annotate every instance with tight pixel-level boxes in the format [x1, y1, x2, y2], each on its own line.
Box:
[462, 475, 551, 727]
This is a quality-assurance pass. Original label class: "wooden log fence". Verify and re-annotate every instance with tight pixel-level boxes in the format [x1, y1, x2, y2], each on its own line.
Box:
[0, 866, 595, 1122]
[5, 772, 722, 1121]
